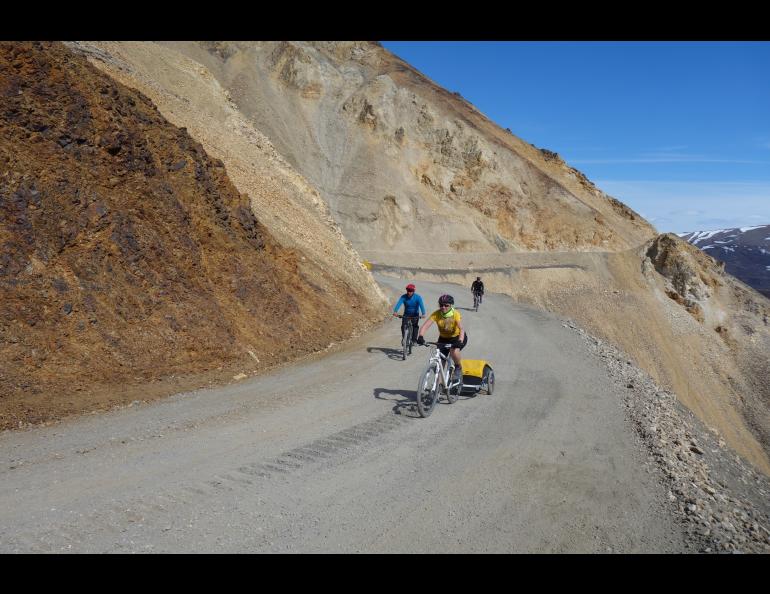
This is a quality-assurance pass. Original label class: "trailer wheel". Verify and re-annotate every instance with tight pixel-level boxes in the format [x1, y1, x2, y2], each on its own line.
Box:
[482, 366, 495, 395]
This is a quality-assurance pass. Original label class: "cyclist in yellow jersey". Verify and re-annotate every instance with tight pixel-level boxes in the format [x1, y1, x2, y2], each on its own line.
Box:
[416, 294, 467, 382]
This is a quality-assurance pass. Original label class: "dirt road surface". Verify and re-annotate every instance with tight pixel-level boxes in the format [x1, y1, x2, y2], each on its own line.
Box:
[0, 275, 689, 553]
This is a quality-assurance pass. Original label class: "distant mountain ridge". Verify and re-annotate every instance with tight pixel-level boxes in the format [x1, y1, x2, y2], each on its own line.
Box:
[679, 225, 770, 298]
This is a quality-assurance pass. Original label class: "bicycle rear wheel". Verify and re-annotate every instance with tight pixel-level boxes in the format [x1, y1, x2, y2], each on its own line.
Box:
[446, 365, 460, 403]
[416, 364, 439, 417]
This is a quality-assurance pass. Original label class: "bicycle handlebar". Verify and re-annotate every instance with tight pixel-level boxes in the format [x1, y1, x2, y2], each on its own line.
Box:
[418, 340, 464, 348]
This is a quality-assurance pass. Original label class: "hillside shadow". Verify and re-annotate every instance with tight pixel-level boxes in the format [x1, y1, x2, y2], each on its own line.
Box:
[367, 346, 405, 361]
[373, 387, 419, 417]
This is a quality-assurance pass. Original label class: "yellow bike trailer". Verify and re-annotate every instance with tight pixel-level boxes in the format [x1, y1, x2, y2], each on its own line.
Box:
[460, 359, 495, 395]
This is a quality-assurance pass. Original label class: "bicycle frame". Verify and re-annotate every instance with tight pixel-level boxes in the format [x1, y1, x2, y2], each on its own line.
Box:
[425, 344, 454, 393]
[396, 315, 420, 359]
[399, 315, 420, 337]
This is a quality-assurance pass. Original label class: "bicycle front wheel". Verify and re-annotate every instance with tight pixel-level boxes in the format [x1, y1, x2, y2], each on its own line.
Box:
[416, 363, 439, 417]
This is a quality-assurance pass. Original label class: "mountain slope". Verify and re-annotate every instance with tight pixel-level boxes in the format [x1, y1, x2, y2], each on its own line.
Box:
[0, 42, 385, 428]
[150, 41, 656, 256]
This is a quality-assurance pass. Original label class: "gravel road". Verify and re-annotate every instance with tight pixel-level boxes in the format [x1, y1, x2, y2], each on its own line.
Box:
[0, 275, 692, 553]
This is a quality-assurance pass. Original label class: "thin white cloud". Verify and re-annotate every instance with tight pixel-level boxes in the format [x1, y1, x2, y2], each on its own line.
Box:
[595, 180, 770, 233]
[599, 181, 770, 188]
[670, 209, 704, 216]
[567, 146, 769, 165]
[571, 157, 768, 164]
[653, 145, 688, 152]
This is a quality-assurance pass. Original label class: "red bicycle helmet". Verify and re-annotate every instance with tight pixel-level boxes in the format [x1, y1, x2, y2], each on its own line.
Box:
[406, 284, 416, 291]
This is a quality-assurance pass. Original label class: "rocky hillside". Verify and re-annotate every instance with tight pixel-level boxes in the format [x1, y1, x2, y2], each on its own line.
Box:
[0, 42, 385, 429]
[679, 225, 770, 298]
[144, 41, 656, 257]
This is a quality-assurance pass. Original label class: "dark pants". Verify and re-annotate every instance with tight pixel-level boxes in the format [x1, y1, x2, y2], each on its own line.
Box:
[401, 316, 420, 342]
[437, 331, 468, 352]
[438, 332, 468, 377]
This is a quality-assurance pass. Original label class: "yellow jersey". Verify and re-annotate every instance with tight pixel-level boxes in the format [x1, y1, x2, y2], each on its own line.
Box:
[430, 308, 462, 338]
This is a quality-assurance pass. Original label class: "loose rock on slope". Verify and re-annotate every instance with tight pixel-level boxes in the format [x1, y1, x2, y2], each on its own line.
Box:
[0, 42, 384, 429]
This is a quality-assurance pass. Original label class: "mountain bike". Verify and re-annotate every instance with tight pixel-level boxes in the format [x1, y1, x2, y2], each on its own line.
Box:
[396, 315, 421, 360]
[472, 291, 482, 312]
[415, 341, 462, 417]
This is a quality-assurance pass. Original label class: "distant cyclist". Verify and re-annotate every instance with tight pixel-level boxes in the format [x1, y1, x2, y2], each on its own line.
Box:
[471, 277, 484, 304]
[392, 283, 426, 344]
[416, 294, 467, 382]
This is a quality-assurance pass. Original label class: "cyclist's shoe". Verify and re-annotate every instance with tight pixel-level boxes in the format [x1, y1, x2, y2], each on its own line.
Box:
[416, 336, 425, 345]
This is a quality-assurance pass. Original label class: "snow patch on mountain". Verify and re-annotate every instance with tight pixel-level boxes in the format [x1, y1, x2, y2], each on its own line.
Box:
[681, 224, 770, 298]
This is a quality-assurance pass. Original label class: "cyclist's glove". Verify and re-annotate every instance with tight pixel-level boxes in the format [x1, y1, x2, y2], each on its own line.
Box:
[416, 336, 425, 345]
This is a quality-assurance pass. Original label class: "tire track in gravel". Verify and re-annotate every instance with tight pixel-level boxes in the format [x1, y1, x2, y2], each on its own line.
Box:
[2, 412, 410, 552]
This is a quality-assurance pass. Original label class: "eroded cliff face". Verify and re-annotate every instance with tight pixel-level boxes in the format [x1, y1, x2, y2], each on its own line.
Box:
[148, 41, 656, 257]
[64, 41, 386, 310]
[0, 42, 385, 428]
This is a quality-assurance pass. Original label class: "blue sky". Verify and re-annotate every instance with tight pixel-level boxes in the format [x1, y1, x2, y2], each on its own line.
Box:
[381, 41, 770, 234]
